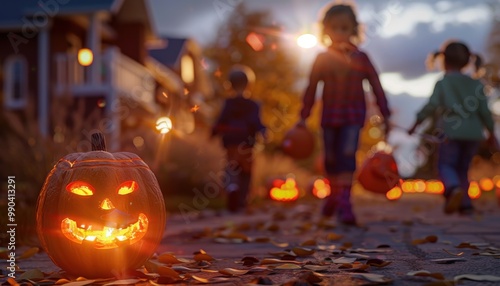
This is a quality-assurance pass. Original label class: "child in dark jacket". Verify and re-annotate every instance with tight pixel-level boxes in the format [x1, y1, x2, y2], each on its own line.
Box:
[212, 66, 266, 213]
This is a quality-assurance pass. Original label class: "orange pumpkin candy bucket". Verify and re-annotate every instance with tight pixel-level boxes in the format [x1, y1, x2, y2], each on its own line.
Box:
[357, 150, 400, 195]
[281, 124, 315, 160]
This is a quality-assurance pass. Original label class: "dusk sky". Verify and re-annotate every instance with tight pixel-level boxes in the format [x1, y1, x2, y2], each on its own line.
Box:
[148, 0, 497, 176]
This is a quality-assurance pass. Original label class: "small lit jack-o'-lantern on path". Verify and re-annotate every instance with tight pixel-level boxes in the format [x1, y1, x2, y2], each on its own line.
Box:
[269, 177, 300, 202]
[36, 133, 166, 278]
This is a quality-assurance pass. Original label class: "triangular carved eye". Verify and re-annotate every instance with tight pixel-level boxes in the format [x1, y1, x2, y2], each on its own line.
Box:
[67, 181, 94, 196]
[117, 181, 137, 195]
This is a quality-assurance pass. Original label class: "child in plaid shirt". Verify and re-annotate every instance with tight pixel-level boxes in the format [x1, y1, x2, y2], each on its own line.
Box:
[299, 4, 391, 225]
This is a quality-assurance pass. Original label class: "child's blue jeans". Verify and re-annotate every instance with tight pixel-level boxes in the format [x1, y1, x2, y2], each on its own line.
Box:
[322, 125, 362, 175]
[438, 139, 480, 210]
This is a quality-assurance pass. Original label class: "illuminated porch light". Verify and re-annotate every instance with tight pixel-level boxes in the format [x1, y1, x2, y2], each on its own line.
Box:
[181, 55, 194, 84]
[78, 48, 93, 66]
[156, 117, 172, 134]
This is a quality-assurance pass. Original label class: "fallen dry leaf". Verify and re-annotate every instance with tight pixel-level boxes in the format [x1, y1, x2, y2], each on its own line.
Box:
[171, 265, 201, 273]
[157, 253, 184, 264]
[303, 265, 330, 272]
[268, 251, 295, 258]
[213, 237, 245, 244]
[190, 275, 210, 283]
[352, 248, 393, 253]
[407, 270, 445, 280]
[469, 242, 489, 247]
[103, 279, 143, 285]
[455, 242, 479, 249]
[351, 273, 392, 283]
[300, 271, 323, 284]
[260, 258, 303, 265]
[326, 232, 344, 241]
[292, 247, 315, 257]
[431, 257, 466, 264]
[18, 269, 44, 281]
[271, 240, 289, 248]
[317, 244, 336, 251]
[55, 279, 71, 285]
[454, 274, 500, 282]
[366, 258, 392, 268]
[248, 276, 274, 285]
[218, 268, 249, 276]
[425, 235, 438, 243]
[476, 251, 500, 257]
[241, 256, 260, 266]
[251, 237, 271, 243]
[300, 239, 317, 246]
[61, 280, 97, 286]
[157, 266, 181, 280]
[331, 257, 357, 264]
[338, 262, 369, 272]
[345, 253, 370, 260]
[17, 247, 39, 260]
[274, 263, 302, 270]
[442, 249, 464, 256]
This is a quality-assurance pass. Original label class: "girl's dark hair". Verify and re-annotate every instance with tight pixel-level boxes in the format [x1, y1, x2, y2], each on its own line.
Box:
[320, 4, 360, 44]
[427, 41, 483, 74]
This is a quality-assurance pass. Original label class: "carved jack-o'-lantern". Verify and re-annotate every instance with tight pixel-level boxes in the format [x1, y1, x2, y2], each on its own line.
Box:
[36, 133, 166, 278]
[269, 178, 300, 202]
[310, 178, 331, 199]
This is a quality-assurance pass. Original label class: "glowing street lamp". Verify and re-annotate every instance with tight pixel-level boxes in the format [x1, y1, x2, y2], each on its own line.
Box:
[155, 117, 172, 134]
[78, 48, 93, 66]
[296, 33, 318, 49]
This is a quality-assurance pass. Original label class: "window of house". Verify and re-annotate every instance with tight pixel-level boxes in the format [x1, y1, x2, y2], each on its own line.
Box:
[3, 55, 28, 109]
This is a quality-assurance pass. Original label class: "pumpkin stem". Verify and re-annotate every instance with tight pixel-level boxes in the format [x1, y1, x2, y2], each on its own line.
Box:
[91, 132, 107, 151]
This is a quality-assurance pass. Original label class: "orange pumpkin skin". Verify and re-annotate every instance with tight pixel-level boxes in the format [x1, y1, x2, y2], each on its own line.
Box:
[282, 125, 315, 160]
[36, 149, 166, 278]
[357, 151, 400, 194]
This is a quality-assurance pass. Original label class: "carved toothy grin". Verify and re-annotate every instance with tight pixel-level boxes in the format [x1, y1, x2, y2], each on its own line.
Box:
[61, 213, 148, 249]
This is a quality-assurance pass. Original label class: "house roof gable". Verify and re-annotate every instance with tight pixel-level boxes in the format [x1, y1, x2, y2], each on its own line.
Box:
[0, 0, 121, 28]
[148, 38, 187, 69]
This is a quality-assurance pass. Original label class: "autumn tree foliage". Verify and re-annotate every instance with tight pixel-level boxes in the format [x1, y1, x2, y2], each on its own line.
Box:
[203, 3, 304, 148]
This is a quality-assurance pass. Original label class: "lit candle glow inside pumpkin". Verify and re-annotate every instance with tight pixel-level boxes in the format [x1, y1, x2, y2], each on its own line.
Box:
[312, 178, 331, 199]
[61, 214, 148, 249]
[270, 178, 299, 202]
[385, 186, 402, 201]
[61, 180, 149, 249]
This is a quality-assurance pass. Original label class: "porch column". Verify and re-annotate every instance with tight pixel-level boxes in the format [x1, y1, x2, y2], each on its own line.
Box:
[106, 47, 120, 151]
[87, 12, 101, 85]
[38, 25, 50, 137]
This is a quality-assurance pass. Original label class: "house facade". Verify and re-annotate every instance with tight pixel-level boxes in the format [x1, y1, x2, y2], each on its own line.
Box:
[0, 0, 200, 152]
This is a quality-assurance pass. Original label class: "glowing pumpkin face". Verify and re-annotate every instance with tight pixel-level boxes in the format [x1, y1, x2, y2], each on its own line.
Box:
[269, 178, 299, 202]
[311, 178, 331, 199]
[36, 133, 166, 278]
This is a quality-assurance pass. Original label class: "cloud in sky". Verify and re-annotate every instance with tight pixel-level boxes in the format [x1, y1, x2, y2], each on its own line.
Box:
[379, 72, 442, 98]
[364, 1, 491, 38]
